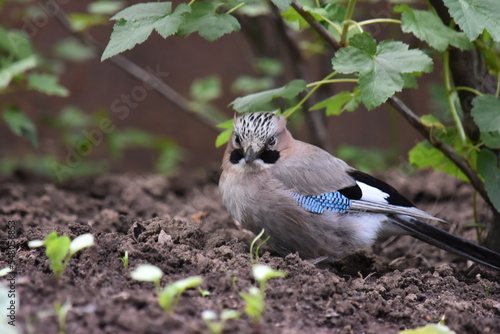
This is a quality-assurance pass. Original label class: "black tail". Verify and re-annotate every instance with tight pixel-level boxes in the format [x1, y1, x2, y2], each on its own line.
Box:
[389, 215, 500, 270]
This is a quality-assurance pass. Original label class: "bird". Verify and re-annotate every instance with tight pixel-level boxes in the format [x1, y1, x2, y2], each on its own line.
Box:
[219, 111, 500, 270]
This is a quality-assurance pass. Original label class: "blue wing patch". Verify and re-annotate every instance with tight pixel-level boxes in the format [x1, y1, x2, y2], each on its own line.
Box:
[289, 191, 351, 214]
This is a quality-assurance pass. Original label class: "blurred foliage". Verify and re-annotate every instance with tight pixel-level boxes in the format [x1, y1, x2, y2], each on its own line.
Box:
[0, 0, 182, 180]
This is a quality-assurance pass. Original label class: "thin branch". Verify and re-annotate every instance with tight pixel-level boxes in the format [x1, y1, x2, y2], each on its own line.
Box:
[291, 0, 341, 52]
[47, 2, 220, 133]
[388, 96, 492, 209]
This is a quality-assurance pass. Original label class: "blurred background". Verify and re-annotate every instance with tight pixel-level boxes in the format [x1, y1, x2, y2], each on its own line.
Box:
[0, 0, 444, 179]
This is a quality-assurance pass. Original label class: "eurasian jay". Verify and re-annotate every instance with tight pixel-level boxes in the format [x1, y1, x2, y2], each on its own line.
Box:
[219, 112, 500, 269]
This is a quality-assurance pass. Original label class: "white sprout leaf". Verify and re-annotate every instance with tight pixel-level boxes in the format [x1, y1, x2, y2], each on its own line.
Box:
[28, 240, 44, 248]
[252, 264, 287, 282]
[0, 267, 13, 277]
[172, 276, 203, 291]
[131, 264, 164, 282]
[201, 310, 217, 321]
[69, 233, 95, 257]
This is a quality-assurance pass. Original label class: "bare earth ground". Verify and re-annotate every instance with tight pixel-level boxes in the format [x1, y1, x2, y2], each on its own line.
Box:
[1, 170, 500, 334]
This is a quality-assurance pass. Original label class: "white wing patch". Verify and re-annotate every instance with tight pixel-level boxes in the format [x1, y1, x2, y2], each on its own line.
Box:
[357, 181, 389, 204]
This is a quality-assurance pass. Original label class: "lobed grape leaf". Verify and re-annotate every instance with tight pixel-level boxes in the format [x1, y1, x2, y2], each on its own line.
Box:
[178, 2, 240, 41]
[477, 149, 500, 212]
[102, 2, 190, 60]
[332, 33, 433, 110]
[443, 0, 500, 42]
[395, 5, 473, 52]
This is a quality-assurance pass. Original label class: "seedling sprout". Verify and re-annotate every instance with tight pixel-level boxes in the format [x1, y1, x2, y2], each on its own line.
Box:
[202, 309, 241, 334]
[28, 232, 94, 279]
[240, 264, 287, 323]
[118, 251, 129, 268]
[54, 300, 72, 334]
[131, 264, 203, 314]
[249, 228, 270, 265]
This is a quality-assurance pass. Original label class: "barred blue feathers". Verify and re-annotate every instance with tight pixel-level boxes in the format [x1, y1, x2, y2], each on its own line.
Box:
[290, 191, 351, 214]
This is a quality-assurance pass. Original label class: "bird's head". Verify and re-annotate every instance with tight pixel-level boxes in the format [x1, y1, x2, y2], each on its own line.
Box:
[227, 112, 288, 170]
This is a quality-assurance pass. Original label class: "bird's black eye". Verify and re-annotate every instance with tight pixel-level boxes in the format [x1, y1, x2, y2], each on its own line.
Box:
[234, 134, 241, 147]
[267, 135, 276, 147]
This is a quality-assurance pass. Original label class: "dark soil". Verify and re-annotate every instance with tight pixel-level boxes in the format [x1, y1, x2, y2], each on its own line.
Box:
[1, 170, 500, 334]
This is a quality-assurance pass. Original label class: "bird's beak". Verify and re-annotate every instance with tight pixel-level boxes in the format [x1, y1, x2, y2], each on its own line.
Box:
[244, 147, 259, 163]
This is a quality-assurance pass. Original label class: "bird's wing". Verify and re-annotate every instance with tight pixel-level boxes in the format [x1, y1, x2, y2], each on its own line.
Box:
[274, 142, 443, 222]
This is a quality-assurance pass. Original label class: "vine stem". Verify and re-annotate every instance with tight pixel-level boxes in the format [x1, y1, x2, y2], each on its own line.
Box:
[443, 50, 466, 144]
[226, 2, 245, 15]
[496, 72, 500, 98]
[307, 78, 358, 87]
[340, 0, 357, 45]
[452, 86, 484, 96]
[356, 18, 401, 27]
[284, 72, 338, 118]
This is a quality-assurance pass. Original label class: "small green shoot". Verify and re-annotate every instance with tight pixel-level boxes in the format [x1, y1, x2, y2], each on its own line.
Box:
[240, 264, 287, 323]
[118, 251, 129, 268]
[131, 264, 203, 314]
[28, 232, 94, 279]
[54, 300, 72, 334]
[198, 287, 211, 297]
[399, 323, 456, 334]
[202, 309, 241, 334]
[159, 276, 203, 314]
[249, 228, 270, 265]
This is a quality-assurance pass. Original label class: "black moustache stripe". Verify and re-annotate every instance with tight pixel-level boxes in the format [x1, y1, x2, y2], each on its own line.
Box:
[229, 149, 280, 164]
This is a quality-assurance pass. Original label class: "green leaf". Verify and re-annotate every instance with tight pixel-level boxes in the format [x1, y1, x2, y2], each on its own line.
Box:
[28, 73, 69, 97]
[409, 140, 468, 182]
[216, 129, 233, 148]
[443, 0, 500, 42]
[332, 33, 433, 110]
[232, 76, 274, 94]
[231, 79, 307, 113]
[271, 0, 292, 11]
[395, 5, 473, 51]
[88, 1, 125, 15]
[477, 149, 500, 212]
[2, 106, 38, 148]
[102, 3, 190, 60]
[69, 13, 108, 32]
[471, 94, 500, 133]
[400, 323, 457, 334]
[0, 55, 38, 90]
[178, 2, 240, 41]
[310, 90, 359, 116]
[190, 76, 221, 102]
[480, 131, 500, 149]
[46, 235, 70, 267]
[254, 58, 283, 76]
[54, 38, 96, 62]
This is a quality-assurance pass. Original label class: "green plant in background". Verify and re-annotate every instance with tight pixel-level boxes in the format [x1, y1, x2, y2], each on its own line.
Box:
[131, 264, 203, 314]
[240, 264, 287, 323]
[28, 232, 94, 279]
[101, 0, 500, 249]
[202, 309, 241, 334]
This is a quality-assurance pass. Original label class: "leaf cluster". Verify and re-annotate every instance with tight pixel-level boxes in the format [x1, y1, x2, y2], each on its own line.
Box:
[28, 232, 94, 279]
